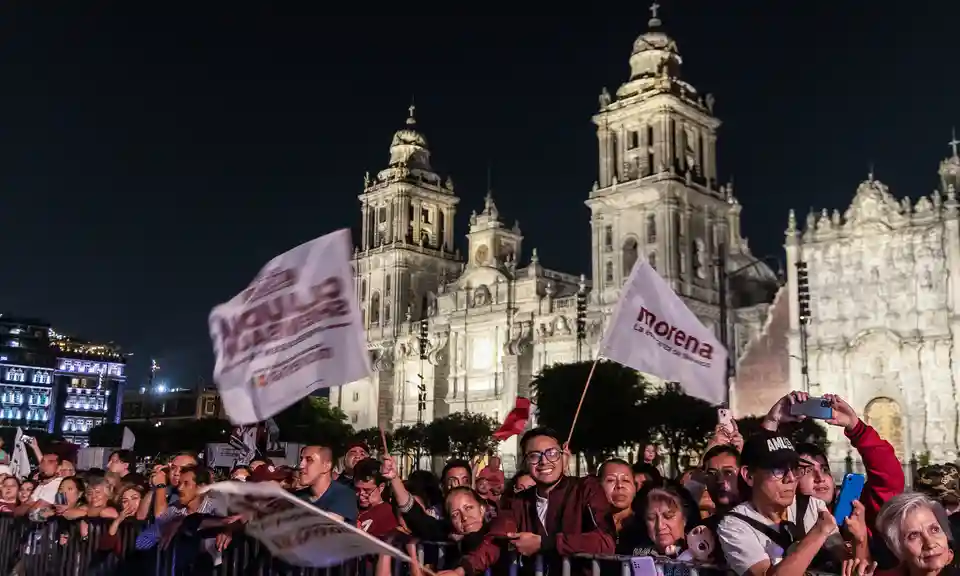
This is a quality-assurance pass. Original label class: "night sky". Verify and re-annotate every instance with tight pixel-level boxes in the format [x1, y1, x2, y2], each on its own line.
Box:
[0, 2, 956, 388]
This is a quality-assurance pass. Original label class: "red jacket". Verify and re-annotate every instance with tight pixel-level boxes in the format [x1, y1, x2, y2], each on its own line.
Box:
[847, 419, 905, 531]
[460, 475, 615, 576]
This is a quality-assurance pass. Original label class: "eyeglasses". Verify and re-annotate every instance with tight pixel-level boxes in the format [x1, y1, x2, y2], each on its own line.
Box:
[767, 467, 801, 480]
[706, 468, 738, 481]
[525, 447, 562, 466]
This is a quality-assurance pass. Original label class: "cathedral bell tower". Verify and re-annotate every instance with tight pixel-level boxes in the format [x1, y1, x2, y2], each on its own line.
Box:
[356, 106, 463, 340]
[465, 191, 523, 270]
[586, 4, 739, 317]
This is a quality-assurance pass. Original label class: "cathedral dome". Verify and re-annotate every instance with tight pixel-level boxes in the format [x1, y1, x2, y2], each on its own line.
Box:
[387, 105, 432, 171]
[627, 8, 681, 82]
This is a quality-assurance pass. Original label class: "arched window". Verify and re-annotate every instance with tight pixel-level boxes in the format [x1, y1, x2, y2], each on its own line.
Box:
[385, 275, 392, 297]
[360, 279, 367, 301]
[384, 303, 391, 324]
[604, 261, 614, 283]
[370, 292, 381, 325]
[646, 214, 657, 243]
[622, 237, 638, 274]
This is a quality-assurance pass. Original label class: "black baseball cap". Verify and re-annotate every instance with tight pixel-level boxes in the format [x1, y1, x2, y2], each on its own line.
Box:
[740, 430, 801, 470]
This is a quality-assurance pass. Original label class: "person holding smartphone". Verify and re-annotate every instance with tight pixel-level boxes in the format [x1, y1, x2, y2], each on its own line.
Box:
[761, 391, 904, 535]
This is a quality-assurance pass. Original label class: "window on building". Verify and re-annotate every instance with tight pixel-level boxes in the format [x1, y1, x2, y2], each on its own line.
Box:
[361, 279, 367, 301]
[384, 303, 391, 324]
[370, 292, 381, 325]
[422, 207, 431, 224]
[622, 237, 639, 274]
[628, 131, 639, 149]
[352, 392, 359, 402]
[604, 261, 614, 283]
[385, 275, 392, 297]
[603, 226, 613, 251]
[646, 214, 657, 244]
[351, 413, 358, 423]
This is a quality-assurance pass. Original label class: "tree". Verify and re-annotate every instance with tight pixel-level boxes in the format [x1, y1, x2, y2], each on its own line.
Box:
[352, 427, 392, 457]
[531, 360, 648, 472]
[273, 396, 354, 454]
[638, 383, 717, 477]
[735, 416, 829, 452]
[451, 412, 499, 458]
[392, 424, 426, 457]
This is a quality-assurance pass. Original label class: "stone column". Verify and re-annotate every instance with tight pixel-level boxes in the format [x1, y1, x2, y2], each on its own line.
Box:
[598, 130, 610, 188]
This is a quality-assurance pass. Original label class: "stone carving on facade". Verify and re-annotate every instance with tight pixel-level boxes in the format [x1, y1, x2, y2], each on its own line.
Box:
[693, 238, 706, 279]
[371, 346, 394, 372]
[504, 321, 532, 355]
[553, 316, 572, 335]
[599, 87, 612, 108]
[473, 285, 491, 307]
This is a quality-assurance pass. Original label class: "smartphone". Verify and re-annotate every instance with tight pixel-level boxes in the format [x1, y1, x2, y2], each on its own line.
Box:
[833, 473, 866, 525]
[717, 408, 734, 431]
[789, 397, 833, 420]
[55, 492, 66, 506]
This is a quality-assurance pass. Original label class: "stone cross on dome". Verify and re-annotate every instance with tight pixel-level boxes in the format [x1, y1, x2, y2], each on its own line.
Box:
[648, 2, 662, 26]
[407, 98, 416, 125]
[949, 127, 960, 159]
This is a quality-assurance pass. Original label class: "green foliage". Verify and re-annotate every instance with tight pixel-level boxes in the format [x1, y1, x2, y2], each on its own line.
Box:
[392, 423, 426, 457]
[639, 383, 717, 476]
[273, 396, 355, 455]
[352, 427, 392, 457]
[431, 412, 499, 459]
[531, 361, 647, 471]
[735, 416, 830, 452]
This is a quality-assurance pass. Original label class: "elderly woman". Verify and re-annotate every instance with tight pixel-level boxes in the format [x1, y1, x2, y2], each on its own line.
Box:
[875, 492, 955, 576]
[617, 480, 701, 558]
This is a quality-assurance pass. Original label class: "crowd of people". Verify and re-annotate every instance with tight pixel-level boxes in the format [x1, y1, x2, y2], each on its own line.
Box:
[0, 390, 958, 576]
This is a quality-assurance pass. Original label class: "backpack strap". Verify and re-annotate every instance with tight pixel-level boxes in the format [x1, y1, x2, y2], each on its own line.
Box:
[726, 512, 795, 553]
[792, 494, 811, 536]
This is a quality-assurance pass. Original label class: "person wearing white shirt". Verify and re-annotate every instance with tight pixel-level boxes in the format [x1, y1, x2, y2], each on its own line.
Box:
[718, 430, 844, 576]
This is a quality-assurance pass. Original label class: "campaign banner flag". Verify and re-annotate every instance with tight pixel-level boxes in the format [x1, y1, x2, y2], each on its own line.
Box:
[11, 428, 31, 479]
[203, 481, 410, 568]
[600, 259, 727, 405]
[209, 229, 372, 424]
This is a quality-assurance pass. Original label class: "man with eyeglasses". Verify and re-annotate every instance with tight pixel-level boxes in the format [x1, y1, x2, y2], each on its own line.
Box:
[455, 427, 614, 576]
[717, 430, 842, 576]
[354, 458, 398, 538]
[702, 444, 742, 516]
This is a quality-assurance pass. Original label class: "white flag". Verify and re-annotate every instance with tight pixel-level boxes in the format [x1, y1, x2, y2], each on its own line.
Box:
[11, 428, 31, 479]
[600, 259, 727, 405]
[203, 481, 410, 568]
[209, 229, 372, 425]
[121, 427, 136, 450]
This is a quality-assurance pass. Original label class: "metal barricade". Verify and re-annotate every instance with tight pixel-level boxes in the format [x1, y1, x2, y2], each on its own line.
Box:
[0, 514, 842, 576]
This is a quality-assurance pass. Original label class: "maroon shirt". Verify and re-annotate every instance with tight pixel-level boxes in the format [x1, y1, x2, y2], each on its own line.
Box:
[358, 502, 399, 539]
[460, 475, 615, 576]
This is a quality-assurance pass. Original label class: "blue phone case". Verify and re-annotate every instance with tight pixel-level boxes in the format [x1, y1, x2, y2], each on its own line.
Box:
[833, 473, 866, 525]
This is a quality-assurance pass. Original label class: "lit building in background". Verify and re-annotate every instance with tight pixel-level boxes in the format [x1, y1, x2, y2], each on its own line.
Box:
[120, 386, 225, 425]
[51, 334, 126, 447]
[0, 316, 56, 433]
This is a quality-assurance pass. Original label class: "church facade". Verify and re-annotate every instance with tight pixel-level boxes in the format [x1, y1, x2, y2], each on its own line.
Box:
[778, 151, 960, 470]
[329, 10, 778, 470]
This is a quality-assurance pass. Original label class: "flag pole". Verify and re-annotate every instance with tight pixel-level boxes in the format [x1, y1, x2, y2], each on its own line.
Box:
[565, 356, 602, 448]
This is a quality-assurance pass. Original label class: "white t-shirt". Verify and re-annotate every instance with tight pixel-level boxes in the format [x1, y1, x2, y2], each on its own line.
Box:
[30, 476, 63, 504]
[718, 496, 834, 576]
